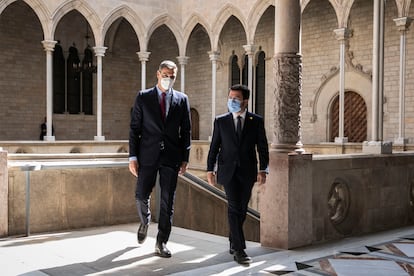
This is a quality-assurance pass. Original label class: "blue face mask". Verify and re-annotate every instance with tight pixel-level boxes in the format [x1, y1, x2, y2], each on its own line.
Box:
[227, 98, 241, 113]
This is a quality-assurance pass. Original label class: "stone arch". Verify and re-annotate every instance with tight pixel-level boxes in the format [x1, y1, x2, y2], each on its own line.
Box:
[302, 0, 339, 12]
[0, 0, 16, 14]
[183, 13, 212, 54]
[51, 0, 102, 45]
[147, 14, 183, 54]
[102, 5, 145, 51]
[247, 0, 274, 43]
[395, 0, 411, 17]
[211, 4, 247, 51]
[1, 0, 50, 39]
[312, 69, 372, 142]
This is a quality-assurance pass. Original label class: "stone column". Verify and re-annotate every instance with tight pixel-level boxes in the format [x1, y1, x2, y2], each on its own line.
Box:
[0, 150, 7, 237]
[363, 0, 392, 153]
[243, 44, 256, 111]
[93, 46, 107, 141]
[334, 28, 351, 143]
[42, 40, 57, 141]
[260, 0, 312, 249]
[272, 1, 302, 153]
[372, 0, 383, 142]
[177, 56, 189, 93]
[393, 17, 412, 146]
[137, 51, 150, 90]
[209, 51, 220, 136]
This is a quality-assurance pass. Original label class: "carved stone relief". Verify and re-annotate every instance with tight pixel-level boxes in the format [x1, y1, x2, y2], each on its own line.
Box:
[328, 180, 350, 225]
[273, 53, 302, 147]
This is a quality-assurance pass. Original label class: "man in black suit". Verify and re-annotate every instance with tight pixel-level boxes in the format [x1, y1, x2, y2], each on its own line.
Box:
[207, 84, 269, 264]
[129, 60, 191, 258]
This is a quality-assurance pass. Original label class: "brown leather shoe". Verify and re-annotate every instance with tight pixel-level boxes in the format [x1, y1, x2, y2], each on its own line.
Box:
[233, 249, 252, 264]
[155, 241, 171, 258]
[137, 223, 148, 244]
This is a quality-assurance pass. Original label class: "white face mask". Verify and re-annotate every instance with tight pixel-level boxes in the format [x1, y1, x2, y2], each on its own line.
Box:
[160, 78, 174, 91]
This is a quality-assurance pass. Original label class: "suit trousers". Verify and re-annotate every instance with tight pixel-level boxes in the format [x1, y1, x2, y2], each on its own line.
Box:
[135, 164, 179, 243]
[222, 167, 255, 251]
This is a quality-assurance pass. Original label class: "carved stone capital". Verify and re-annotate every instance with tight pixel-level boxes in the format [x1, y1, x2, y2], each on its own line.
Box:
[243, 44, 256, 56]
[41, 40, 57, 52]
[333, 28, 352, 41]
[137, 51, 150, 62]
[208, 51, 220, 61]
[93, 46, 107, 57]
[394, 17, 413, 32]
[177, 56, 190, 65]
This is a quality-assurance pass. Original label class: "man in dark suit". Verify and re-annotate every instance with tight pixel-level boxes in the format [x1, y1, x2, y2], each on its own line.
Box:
[129, 60, 191, 258]
[207, 84, 269, 264]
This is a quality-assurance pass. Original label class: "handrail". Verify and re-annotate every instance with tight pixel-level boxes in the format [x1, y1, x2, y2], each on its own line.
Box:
[182, 172, 260, 219]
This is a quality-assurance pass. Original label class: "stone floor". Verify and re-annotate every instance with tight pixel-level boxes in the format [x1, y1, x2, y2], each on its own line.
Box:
[1, 223, 414, 275]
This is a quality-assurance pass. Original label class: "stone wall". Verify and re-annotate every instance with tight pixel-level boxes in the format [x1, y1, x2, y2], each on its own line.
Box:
[0, 150, 7, 236]
[0, 2, 45, 141]
[7, 166, 137, 235]
[311, 153, 414, 243]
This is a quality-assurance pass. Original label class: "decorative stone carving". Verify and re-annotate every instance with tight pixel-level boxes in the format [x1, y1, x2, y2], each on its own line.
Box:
[328, 181, 350, 225]
[273, 53, 302, 150]
[195, 146, 203, 162]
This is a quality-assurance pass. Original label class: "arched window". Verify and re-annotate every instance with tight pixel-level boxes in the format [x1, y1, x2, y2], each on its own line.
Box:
[330, 91, 367, 142]
[190, 108, 199, 140]
[67, 45, 81, 114]
[242, 54, 248, 86]
[255, 51, 265, 118]
[54, 43, 95, 115]
[53, 42, 65, 113]
[82, 47, 94, 115]
[230, 54, 240, 86]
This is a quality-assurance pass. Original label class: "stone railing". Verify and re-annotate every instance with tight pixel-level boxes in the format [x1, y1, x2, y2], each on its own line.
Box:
[2, 142, 414, 249]
[2, 154, 259, 241]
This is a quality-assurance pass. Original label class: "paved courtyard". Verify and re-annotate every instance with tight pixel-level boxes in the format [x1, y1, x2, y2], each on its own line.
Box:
[1, 223, 414, 275]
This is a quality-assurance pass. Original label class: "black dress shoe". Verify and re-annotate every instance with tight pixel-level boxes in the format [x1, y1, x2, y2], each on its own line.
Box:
[137, 223, 148, 244]
[155, 241, 171, 258]
[233, 250, 252, 264]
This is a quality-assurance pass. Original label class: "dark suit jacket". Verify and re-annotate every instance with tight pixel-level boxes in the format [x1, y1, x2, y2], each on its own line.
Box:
[207, 112, 269, 186]
[129, 87, 191, 168]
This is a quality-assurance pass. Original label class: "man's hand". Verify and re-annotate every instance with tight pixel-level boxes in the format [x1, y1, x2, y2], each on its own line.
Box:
[129, 160, 139, 177]
[257, 172, 267, 185]
[207, 171, 216, 186]
[179, 162, 188, 175]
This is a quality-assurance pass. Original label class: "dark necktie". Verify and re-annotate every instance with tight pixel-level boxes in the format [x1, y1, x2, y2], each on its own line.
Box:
[236, 116, 242, 141]
[160, 93, 166, 121]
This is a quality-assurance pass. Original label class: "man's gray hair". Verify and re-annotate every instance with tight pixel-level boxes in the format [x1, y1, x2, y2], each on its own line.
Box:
[159, 60, 178, 75]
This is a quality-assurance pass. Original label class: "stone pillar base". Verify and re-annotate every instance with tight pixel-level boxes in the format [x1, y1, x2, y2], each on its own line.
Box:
[0, 150, 8, 237]
[94, 136, 105, 141]
[334, 137, 348, 143]
[44, 136, 55, 141]
[260, 151, 313, 249]
[362, 141, 393, 154]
